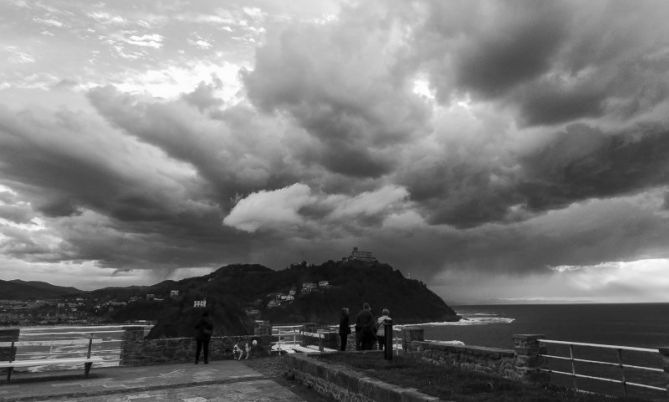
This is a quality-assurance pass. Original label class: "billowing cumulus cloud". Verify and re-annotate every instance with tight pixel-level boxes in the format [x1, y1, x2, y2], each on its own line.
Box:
[224, 183, 411, 234]
[2, 0, 669, 303]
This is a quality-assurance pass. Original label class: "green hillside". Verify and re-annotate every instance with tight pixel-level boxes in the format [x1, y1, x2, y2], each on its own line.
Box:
[101, 260, 460, 338]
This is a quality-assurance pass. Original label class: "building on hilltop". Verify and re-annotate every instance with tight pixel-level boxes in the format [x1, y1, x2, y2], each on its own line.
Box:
[344, 247, 377, 263]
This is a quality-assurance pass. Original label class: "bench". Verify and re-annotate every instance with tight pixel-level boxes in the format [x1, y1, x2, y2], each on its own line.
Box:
[1, 338, 104, 384]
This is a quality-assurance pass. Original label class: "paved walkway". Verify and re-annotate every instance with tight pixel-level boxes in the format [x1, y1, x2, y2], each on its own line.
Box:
[0, 361, 317, 401]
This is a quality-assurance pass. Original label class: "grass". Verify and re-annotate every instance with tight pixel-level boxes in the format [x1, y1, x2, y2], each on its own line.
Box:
[317, 353, 654, 402]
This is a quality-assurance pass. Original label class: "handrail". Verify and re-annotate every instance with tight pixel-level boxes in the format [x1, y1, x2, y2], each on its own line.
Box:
[21, 325, 150, 330]
[1, 339, 103, 347]
[20, 330, 128, 336]
[540, 339, 658, 353]
[538, 339, 665, 396]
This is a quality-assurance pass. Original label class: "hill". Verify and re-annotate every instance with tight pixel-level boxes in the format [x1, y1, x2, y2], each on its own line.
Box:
[100, 260, 460, 338]
[0, 279, 82, 300]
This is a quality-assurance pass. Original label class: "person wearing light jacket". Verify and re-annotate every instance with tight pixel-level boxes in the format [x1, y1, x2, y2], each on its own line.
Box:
[376, 308, 391, 351]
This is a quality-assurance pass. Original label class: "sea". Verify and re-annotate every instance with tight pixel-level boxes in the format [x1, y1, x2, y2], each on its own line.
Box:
[426, 303, 669, 349]
[418, 303, 669, 400]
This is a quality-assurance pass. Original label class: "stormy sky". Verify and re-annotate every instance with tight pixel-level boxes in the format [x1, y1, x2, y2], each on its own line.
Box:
[2, 0, 669, 304]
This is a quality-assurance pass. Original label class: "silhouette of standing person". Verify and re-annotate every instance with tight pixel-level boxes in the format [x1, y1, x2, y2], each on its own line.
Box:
[194, 311, 213, 364]
[338, 307, 351, 351]
[355, 302, 376, 350]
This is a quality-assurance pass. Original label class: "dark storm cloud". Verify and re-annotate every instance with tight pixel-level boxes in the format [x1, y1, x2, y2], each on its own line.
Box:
[452, 1, 568, 98]
[243, 3, 429, 178]
[399, 121, 669, 228]
[410, 0, 669, 126]
[87, 86, 303, 208]
[0, 100, 254, 269]
[519, 123, 669, 212]
[513, 82, 607, 126]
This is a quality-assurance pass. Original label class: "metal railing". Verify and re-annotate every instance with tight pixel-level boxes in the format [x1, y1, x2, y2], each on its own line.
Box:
[538, 339, 665, 396]
[271, 325, 302, 353]
[2, 325, 152, 370]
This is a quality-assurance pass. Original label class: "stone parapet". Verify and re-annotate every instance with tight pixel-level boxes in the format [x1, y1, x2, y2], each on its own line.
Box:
[512, 334, 549, 384]
[286, 353, 439, 402]
[401, 327, 424, 351]
[408, 340, 518, 380]
[119, 326, 275, 366]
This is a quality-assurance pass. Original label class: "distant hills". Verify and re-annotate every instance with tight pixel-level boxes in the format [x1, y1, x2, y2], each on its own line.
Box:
[0, 279, 81, 300]
[1, 260, 460, 337]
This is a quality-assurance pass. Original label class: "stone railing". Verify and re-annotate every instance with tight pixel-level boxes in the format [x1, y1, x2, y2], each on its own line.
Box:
[405, 331, 549, 384]
[119, 326, 274, 366]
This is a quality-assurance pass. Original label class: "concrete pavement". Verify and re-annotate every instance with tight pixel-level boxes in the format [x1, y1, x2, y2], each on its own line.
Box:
[0, 360, 324, 401]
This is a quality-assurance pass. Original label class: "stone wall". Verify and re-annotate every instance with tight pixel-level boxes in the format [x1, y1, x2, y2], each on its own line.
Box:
[406, 332, 549, 384]
[408, 340, 519, 380]
[286, 353, 439, 402]
[120, 326, 274, 366]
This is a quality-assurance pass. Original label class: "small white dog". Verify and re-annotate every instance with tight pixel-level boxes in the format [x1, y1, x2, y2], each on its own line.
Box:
[232, 343, 243, 360]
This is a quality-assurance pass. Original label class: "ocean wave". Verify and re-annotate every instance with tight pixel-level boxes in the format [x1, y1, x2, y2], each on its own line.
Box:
[397, 316, 515, 327]
[460, 312, 499, 317]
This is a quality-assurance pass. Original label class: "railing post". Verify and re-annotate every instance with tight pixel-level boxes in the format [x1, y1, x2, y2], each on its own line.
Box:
[384, 319, 393, 360]
[513, 334, 549, 384]
[87, 334, 93, 359]
[120, 326, 145, 366]
[568, 344, 578, 391]
[658, 347, 669, 398]
[401, 326, 424, 352]
[616, 348, 627, 397]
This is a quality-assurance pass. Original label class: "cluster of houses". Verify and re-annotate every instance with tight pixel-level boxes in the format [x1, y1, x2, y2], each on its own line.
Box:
[265, 280, 331, 309]
[0, 298, 95, 326]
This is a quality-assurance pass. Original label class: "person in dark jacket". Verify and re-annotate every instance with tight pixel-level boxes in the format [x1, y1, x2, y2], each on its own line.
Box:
[338, 307, 351, 351]
[194, 311, 213, 364]
[355, 302, 376, 350]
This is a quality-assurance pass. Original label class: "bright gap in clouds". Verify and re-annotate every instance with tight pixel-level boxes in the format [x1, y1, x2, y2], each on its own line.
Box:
[411, 77, 435, 100]
[109, 61, 244, 101]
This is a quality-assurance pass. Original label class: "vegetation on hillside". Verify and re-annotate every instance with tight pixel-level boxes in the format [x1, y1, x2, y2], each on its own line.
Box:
[102, 260, 459, 338]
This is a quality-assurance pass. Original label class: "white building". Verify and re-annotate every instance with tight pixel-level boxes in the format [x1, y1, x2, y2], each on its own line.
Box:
[345, 247, 377, 263]
[301, 282, 317, 293]
[193, 300, 207, 308]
